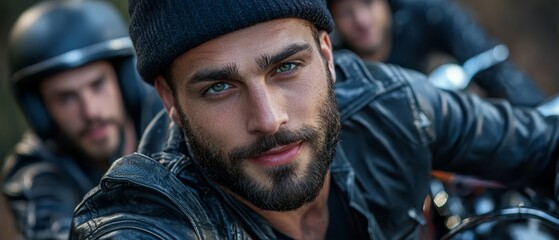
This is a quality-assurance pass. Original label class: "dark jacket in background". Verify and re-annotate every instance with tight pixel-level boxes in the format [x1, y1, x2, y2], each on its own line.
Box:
[71, 51, 559, 239]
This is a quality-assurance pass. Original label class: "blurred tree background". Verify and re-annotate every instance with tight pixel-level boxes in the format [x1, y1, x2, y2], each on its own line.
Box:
[458, 0, 559, 94]
[0, 0, 558, 239]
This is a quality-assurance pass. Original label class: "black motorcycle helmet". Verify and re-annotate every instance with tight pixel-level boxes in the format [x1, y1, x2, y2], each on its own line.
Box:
[8, 0, 145, 140]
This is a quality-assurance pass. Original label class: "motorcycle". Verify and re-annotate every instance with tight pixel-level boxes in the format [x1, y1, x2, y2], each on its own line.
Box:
[426, 45, 559, 239]
[428, 44, 510, 91]
[428, 170, 559, 240]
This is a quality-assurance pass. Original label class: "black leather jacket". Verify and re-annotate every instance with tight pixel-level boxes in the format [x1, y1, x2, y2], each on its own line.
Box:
[334, 0, 545, 106]
[1, 85, 162, 240]
[71, 51, 559, 240]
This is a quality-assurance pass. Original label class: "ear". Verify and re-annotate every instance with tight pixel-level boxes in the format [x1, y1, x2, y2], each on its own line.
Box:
[154, 75, 182, 126]
[318, 31, 336, 82]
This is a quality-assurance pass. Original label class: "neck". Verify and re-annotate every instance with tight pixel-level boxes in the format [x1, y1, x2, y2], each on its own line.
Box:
[122, 117, 137, 156]
[233, 172, 332, 240]
[94, 118, 136, 171]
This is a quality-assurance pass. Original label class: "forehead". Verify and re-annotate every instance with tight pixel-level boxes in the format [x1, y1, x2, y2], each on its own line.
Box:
[41, 61, 114, 92]
[170, 18, 315, 74]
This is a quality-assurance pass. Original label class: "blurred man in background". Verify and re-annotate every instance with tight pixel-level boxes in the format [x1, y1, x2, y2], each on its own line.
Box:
[328, 0, 545, 106]
[1, 0, 161, 239]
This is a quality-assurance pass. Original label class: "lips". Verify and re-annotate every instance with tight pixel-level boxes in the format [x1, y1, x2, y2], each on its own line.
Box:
[250, 141, 303, 167]
[84, 124, 110, 141]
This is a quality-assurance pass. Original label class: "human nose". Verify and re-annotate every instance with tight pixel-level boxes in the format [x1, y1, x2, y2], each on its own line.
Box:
[353, 7, 370, 25]
[246, 87, 288, 135]
[80, 92, 101, 119]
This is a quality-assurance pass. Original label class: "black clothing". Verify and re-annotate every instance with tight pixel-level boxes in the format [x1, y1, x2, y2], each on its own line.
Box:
[326, 181, 368, 240]
[71, 51, 559, 239]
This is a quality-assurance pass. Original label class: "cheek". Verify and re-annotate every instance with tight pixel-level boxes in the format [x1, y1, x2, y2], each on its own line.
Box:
[104, 82, 126, 119]
[49, 104, 82, 133]
[286, 78, 328, 123]
[336, 18, 352, 31]
[338, 18, 360, 37]
[183, 103, 239, 149]
[373, 3, 390, 25]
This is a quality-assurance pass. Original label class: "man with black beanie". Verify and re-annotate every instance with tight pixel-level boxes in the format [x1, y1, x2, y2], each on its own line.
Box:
[71, 0, 559, 239]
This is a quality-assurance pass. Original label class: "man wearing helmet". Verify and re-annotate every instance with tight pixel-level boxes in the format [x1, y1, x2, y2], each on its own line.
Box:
[1, 1, 161, 239]
[71, 0, 559, 239]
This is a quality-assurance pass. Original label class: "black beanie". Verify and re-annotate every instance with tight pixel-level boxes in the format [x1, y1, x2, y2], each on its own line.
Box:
[128, 0, 335, 84]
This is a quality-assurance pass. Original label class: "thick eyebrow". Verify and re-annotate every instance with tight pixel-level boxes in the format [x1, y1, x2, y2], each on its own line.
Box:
[184, 43, 312, 87]
[256, 43, 313, 71]
[186, 63, 241, 86]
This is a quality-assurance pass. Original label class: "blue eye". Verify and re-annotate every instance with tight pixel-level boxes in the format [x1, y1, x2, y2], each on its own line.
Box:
[276, 63, 297, 73]
[206, 82, 231, 94]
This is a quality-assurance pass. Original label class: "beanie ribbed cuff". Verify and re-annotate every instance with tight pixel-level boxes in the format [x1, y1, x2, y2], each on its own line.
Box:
[129, 0, 334, 84]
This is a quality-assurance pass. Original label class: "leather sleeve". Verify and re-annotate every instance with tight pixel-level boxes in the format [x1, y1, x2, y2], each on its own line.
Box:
[2, 160, 83, 240]
[420, 0, 545, 106]
[407, 69, 559, 188]
[71, 218, 198, 240]
[71, 185, 199, 240]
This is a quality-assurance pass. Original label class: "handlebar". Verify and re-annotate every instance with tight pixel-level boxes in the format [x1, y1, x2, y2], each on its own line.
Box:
[441, 206, 559, 240]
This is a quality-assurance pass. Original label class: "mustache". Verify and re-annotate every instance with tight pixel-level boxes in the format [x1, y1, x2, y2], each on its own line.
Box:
[228, 126, 319, 161]
[78, 118, 119, 138]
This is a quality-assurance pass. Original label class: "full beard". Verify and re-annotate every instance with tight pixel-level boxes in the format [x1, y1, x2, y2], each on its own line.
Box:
[177, 68, 340, 212]
[57, 117, 125, 164]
